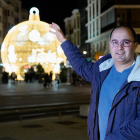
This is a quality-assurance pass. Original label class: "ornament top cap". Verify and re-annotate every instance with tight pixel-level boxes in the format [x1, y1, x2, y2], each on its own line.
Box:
[29, 7, 39, 15]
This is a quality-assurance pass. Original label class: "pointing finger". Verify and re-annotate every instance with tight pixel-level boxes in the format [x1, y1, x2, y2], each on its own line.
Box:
[52, 22, 60, 30]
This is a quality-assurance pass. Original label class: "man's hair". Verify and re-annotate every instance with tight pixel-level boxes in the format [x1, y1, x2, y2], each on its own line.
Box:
[110, 25, 137, 42]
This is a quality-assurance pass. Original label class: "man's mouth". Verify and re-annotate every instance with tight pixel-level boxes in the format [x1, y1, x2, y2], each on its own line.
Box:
[116, 52, 124, 55]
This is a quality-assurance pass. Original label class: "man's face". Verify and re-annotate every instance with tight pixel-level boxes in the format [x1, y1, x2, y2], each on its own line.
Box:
[109, 27, 138, 66]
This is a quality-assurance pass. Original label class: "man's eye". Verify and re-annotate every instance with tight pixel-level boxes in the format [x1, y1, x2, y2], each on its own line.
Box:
[124, 41, 129, 44]
[113, 41, 118, 44]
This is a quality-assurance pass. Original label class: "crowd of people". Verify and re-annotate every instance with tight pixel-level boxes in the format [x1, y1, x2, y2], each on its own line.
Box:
[24, 71, 37, 82]
[2, 69, 86, 88]
[43, 71, 53, 88]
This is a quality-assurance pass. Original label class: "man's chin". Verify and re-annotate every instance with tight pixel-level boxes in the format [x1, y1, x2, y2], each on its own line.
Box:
[114, 59, 126, 63]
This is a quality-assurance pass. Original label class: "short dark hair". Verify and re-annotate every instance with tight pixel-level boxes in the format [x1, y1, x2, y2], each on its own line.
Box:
[110, 25, 137, 42]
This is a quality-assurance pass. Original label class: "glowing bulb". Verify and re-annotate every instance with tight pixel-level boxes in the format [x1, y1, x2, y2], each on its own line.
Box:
[29, 30, 41, 42]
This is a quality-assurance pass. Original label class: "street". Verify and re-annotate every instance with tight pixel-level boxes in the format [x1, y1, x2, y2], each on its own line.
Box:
[0, 80, 91, 109]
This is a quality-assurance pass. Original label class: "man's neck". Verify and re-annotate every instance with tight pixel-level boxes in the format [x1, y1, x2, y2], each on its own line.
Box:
[114, 61, 134, 72]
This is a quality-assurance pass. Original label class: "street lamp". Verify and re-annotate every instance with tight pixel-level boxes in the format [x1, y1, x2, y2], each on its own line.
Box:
[83, 51, 87, 55]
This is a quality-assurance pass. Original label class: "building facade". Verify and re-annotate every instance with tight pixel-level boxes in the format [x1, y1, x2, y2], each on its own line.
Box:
[0, 0, 28, 50]
[0, 0, 21, 47]
[78, 0, 91, 60]
[0, 0, 28, 82]
[64, 9, 80, 48]
[86, 0, 140, 61]
[64, 9, 81, 83]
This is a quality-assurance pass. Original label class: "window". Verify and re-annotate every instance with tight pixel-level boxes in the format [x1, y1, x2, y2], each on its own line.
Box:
[11, 24, 13, 28]
[90, 23, 92, 38]
[104, 41, 106, 50]
[96, 0, 98, 16]
[17, 18, 19, 23]
[101, 14, 107, 28]
[100, 42, 102, 50]
[11, 11, 13, 17]
[96, 44, 99, 52]
[97, 19, 99, 35]
[77, 16, 80, 28]
[93, 22, 95, 37]
[89, 6, 91, 21]
[74, 18, 76, 28]
[0, 30, 2, 37]
[17, 7, 19, 13]
[93, 3, 95, 19]
[101, 9, 115, 28]
[77, 31, 79, 45]
[8, 23, 10, 29]
[8, 10, 10, 16]
[88, 26, 90, 39]
[85, 10, 87, 23]
[108, 9, 115, 24]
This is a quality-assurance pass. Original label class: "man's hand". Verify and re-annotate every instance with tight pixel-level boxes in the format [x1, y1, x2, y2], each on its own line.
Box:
[49, 22, 67, 43]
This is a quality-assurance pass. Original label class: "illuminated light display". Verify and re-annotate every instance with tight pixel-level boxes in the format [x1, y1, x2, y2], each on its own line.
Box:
[1, 7, 66, 80]
[95, 51, 104, 61]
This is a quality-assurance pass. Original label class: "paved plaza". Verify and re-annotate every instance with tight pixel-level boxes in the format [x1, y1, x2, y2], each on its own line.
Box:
[0, 80, 91, 140]
[0, 115, 89, 140]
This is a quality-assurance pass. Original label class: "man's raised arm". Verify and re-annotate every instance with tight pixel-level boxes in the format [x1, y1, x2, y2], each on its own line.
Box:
[49, 22, 95, 82]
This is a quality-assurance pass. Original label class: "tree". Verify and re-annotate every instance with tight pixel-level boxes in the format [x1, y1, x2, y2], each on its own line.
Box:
[60, 62, 67, 83]
[36, 63, 44, 83]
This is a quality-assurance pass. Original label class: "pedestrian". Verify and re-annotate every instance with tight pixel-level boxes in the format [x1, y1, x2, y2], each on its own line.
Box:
[55, 73, 60, 87]
[11, 72, 16, 83]
[49, 71, 53, 86]
[43, 73, 50, 88]
[71, 70, 77, 86]
[49, 23, 140, 140]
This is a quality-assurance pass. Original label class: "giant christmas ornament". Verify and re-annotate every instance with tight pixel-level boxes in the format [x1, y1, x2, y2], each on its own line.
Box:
[1, 7, 66, 80]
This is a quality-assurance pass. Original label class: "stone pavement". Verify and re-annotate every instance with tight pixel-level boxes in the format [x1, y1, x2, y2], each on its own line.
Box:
[0, 80, 91, 140]
[0, 115, 89, 140]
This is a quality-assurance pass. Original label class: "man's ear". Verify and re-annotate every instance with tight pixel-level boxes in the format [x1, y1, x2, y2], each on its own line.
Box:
[134, 42, 138, 51]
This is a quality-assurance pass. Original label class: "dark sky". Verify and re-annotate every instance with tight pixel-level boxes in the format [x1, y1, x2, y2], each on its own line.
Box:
[20, 0, 79, 34]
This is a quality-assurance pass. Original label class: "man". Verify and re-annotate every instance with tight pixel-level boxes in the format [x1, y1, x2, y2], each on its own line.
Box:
[49, 23, 140, 140]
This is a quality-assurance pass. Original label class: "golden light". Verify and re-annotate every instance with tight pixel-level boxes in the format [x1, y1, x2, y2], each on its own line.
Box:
[94, 51, 104, 61]
[1, 7, 66, 80]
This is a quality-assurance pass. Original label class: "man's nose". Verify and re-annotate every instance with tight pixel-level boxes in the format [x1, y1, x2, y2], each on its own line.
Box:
[117, 42, 124, 49]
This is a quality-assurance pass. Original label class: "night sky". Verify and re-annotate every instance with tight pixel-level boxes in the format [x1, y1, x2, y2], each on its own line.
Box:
[21, 0, 79, 34]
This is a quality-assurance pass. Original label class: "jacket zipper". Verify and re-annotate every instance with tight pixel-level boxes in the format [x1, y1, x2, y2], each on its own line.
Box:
[110, 82, 129, 112]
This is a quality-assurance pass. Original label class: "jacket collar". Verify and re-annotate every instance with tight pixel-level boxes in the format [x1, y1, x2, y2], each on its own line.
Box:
[99, 53, 140, 82]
